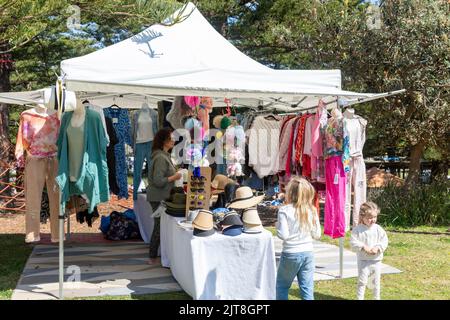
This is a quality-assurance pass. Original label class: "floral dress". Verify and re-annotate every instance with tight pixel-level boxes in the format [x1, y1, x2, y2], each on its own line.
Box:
[103, 107, 132, 199]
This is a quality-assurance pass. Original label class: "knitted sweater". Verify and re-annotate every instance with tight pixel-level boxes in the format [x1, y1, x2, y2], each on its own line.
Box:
[248, 115, 282, 178]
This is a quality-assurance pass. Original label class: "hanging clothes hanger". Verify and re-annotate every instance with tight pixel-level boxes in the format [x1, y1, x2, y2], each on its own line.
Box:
[110, 97, 121, 109]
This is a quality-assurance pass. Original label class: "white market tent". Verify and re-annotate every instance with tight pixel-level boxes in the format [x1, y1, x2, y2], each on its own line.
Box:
[0, 2, 405, 300]
[0, 2, 403, 110]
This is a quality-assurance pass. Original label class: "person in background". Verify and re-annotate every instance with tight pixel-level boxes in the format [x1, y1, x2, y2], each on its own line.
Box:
[147, 128, 182, 265]
[276, 176, 321, 300]
[350, 202, 388, 300]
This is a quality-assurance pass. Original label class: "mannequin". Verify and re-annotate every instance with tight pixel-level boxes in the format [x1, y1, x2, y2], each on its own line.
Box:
[67, 100, 86, 182]
[71, 99, 86, 127]
[56, 100, 110, 214]
[15, 102, 61, 243]
[31, 103, 56, 117]
[132, 102, 158, 200]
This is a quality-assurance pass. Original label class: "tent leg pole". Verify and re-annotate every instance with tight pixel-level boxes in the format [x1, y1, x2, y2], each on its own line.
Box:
[339, 237, 344, 278]
[59, 212, 64, 300]
[66, 210, 70, 240]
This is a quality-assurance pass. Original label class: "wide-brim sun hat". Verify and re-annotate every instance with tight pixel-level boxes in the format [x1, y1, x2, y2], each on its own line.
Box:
[227, 186, 264, 209]
[242, 207, 262, 225]
[211, 174, 235, 194]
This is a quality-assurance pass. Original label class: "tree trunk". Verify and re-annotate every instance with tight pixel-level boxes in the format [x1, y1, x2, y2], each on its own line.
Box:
[405, 140, 426, 187]
[0, 47, 12, 199]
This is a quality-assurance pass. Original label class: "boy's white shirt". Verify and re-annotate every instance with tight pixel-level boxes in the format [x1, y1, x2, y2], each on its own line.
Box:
[276, 204, 321, 253]
[350, 223, 388, 261]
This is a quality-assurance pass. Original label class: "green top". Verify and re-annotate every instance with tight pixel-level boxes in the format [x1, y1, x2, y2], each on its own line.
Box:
[56, 109, 110, 213]
[67, 121, 85, 181]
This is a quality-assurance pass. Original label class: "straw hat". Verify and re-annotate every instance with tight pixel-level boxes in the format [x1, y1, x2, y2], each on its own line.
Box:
[192, 209, 214, 231]
[227, 186, 264, 209]
[213, 115, 223, 129]
[211, 175, 235, 194]
[243, 223, 264, 234]
[242, 207, 262, 225]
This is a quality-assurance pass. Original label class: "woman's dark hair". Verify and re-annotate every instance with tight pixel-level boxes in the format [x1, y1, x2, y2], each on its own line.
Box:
[152, 128, 173, 152]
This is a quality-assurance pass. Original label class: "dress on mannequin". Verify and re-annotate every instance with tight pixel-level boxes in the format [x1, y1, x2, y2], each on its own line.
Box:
[132, 103, 158, 200]
[15, 104, 60, 243]
[56, 105, 110, 214]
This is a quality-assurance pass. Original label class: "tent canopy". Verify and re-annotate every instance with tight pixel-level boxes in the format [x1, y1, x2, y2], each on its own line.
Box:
[59, 2, 400, 110]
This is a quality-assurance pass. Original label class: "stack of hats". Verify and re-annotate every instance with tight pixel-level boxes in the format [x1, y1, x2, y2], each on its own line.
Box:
[164, 193, 187, 217]
[220, 210, 243, 236]
[211, 174, 235, 195]
[227, 186, 265, 210]
[242, 207, 264, 234]
[192, 209, 215, 237]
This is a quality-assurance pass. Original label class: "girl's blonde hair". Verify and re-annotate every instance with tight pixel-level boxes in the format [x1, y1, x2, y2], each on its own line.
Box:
[358, 202, 380, 225]
[285, 176, 318, 231]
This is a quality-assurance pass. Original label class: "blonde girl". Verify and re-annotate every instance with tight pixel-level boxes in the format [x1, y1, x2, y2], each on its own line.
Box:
[276, 176, 321, 300]
[350, 202, 388, 300]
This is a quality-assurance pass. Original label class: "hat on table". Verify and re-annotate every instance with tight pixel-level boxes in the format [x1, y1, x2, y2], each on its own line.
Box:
[242, 207, 263, 233]
[243, 223, 264, 234]
[222, 224, 242, 237]
[211, 174, 235, 194]
[165, 193, 186, 209]
[220, 210, 243, 227]
[227, 186, 264, 209]
[242, 207, 262, 225]
[193, 209, 215, 237]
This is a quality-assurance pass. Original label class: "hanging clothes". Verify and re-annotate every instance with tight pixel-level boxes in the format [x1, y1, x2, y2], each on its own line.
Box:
[104, 117, 120, 196]
[324, 111, 347, 239]
[343, 110, 368, 228]
[311, 101, 327, 183]
[248, 115, 282, 179]
[103, 107, 132, 199]
[56, 109, 109, 214]
[285, 116, 302, 178]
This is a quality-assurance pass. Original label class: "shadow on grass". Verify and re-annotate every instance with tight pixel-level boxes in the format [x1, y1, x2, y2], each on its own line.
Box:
[0, 234, 33, 299]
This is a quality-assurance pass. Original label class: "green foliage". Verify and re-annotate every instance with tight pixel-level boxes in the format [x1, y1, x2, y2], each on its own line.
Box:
[369, 179, 450, 227]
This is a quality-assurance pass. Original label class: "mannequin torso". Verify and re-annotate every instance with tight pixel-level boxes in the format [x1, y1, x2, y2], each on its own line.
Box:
[343, 108, 355, 119]
[71, 100, 86, 128]
[30, 103, 57, 117]
[135, 103, 154, 143]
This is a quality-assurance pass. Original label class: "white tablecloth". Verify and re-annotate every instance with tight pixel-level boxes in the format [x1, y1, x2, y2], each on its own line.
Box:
[161, 212, 277, 300]
[133, 194, 155, 243]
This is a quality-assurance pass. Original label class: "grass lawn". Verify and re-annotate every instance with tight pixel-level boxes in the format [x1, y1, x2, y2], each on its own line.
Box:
[1, 226, 448, 300]
[266, 226, 450, 300]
